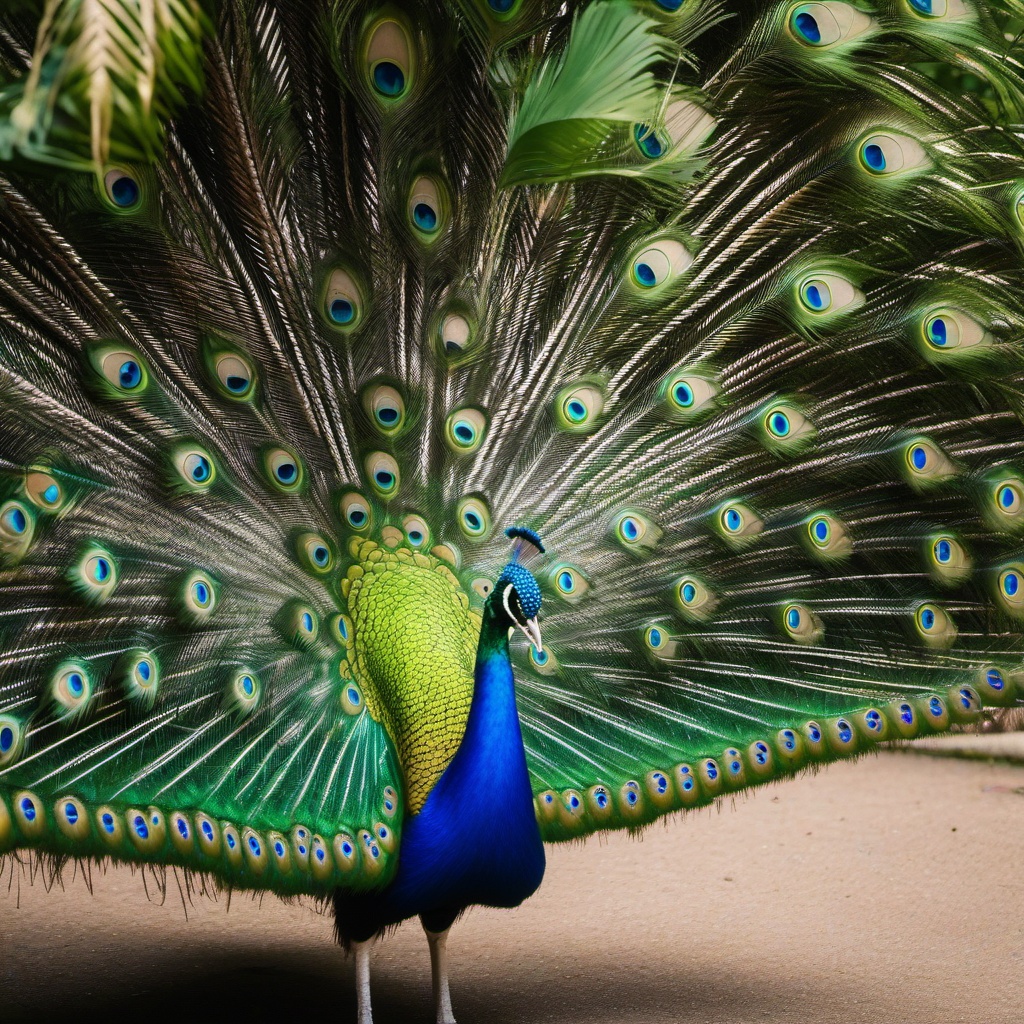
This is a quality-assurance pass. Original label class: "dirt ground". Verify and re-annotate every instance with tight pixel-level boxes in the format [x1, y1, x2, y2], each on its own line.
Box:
[2, 751, 1022, 1024]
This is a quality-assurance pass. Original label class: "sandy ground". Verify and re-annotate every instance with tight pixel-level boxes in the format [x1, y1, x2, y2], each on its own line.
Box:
[2, 751, 1023, 1024]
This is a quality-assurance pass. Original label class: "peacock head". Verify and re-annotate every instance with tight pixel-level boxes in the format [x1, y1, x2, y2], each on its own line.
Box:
[493, 526, 544, 651]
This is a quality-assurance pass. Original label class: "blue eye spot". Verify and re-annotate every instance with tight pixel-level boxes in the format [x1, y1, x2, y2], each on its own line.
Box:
[342, 841, 354, 856]
[813, 519, 829, 542]
[794, 12, 821, 43]
[301, 612, 314, 632]
[94, 558, 111, 583]
[654, 0, 683, 9]
[595, 790, 609, 808]
[910, 446, 927, 470]
[275, 461, 297, 484]
[769, 412, 790, 437]
[465, 511, 481, 530]
[622, 518, 639, 541]
[634, 261, 657, 287]
[724, 508, 742, 532]
[934, 539, 951, 563]
[349, 508, 366, 526]
[899, 703, 914, 724]
[987, 668, 1005, 690]
[193, 581, 210, 606]
[866, 711, 882, 731]
[909, 0, 934, 12]
[110, 174, 140, 207]
[862, 143, 886, 172]
[804, 284, 824, 309]
[786, 607, 801, 630]
[248, 836, 261, 856]
[137, 660, 152, 681]
[384, 799, 394, 812]
[64, 802, 78, 824]
[928, 317, 947, 346]
[408, 529, 423, 544]
[633, 123, 664, 159]
[226, 833, 237, 849]
[240, 675, 255, 697]
[19, 797, 35, 821]
[413, 203, 438, 232]
[705, 761, 718, 780]
[649, 627, 662, 647]
[189, 455, 212, 482]
[42, 484, 60, 504]
[837, 720, 853, 743]
[625, 789, 637, 805]
[681, 583, 696, 603]
[929, 697, 943, 717]
[102, 812, 115, 833]
[782, 730, 796, 751]
[133, 815, 149, 839]
[372, 61, 405, 97]
[654, 773, 668, 793]
[374, 470, 394, 489]
[226, 374, 249, 393]
[4, 506, 27, 534]
[809, 725, 822, 741]
[347, 686, 361, 706]
[999, 486, 1017, 509]
[118, 360, 142, 389]
[176, 818, 189, 838]
[201, 821, 214, 841]
[377, 407, 399, 425]
[532, 647, 548, 666]
[1003, 571, 1020, 597]
[958, 689, 973, 710]
[673, 381, 693, 407]
[274, 841, 286, 857]
[330, 298, 354, 324]
[920, 608, 935, 630]
[566, 399, 587, 422]
[313, 546, 329, 566]
[316, 847, 326, 861]
[488, 0, 515, 9]
[0, 726, 12, 752]
[67, 672, 84, 696]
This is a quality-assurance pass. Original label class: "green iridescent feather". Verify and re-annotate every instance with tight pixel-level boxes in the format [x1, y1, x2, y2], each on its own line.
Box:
[1, 0, 1024, 898]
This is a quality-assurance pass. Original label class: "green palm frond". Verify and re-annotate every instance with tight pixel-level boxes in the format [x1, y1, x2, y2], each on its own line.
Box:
[0, 0, 210, 172]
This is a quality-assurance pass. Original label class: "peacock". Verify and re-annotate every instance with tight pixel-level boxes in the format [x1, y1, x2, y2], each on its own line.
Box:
[1, 0, 1023, 1020]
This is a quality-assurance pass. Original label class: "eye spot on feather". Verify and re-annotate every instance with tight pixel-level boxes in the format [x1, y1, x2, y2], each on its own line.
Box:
[330, 613, 354, 649]
[445, 408, 486, 453]
[92, 345, 150, 396]
[674, 576, 717, 621]
[340, 492, 373, 533]
[634, 123, 666, 158]
[365, 452, 400, 499]
[225, 670, 260, 717]
[796, 272, 863, 316]
[549, 564, 589, 604]
[438, 313, 475, 359]
[760, 403, 815, 453]
[996, 564, 1024, 615]
[71, 546, 118, 603]
[990, 477, 1024, 527]
[926, 533, 970, 584]
[123, 651, 159, 706]
[554, 383, 605, 433]
[55, 797, 90, 841]
[906, 0, 966, 18]
[265, 448, 304, 492]
[127, 806, 166, 854]
[24, 472, 63, 511]
[662, 373, 718, 422]
[856, 131, 930, 177]
[612, 510, 662, 554]
[102, 168, 141, 210]
[803, 513, 852, 559]
[457, 496, 491, 540]
[212, 351, 256, 399]
[714, 502, 763, 546]
[174, 447, 216, 490]
[182, 572, 217, 621]
[0, 716, 24, 767]
[341, 681, 364, 715]
[401, 515, 431, 549]
[903, 438, 955, 487]
[324, 268, 363, 329]
[14, 791, 45, 839]
[628, 237, 692, 292]
[920, 308, 990, 355]
[652, 0, 684, 9]
[915, 602, 956, 647]
[195, 814, 220, 857]
[0, 499, 34, 561]
[242, 828, 269, 874]
[365, 18, 413, 100]
[529, 645, 558, 675]
[409, 177, 447, 238]
[949, 685, 982, 722]
[787, 3, 873, 47]
[363, 385, 406, 434]
[782, 603, 823, 644]
[298, 533, 334, 574]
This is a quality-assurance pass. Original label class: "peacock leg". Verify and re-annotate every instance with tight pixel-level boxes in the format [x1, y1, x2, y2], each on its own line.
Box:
[353, 939, 374, 1024]
[423, 922, 457, 1024]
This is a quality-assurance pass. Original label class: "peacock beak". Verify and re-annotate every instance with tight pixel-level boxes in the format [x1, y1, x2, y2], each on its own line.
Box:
[520, 617, 542, 653]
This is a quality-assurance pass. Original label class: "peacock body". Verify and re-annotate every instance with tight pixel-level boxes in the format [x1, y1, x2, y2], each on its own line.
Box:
[1, 0, 1023, 1019]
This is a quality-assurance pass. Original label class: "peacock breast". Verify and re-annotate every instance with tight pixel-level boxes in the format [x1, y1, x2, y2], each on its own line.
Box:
[342, 537, 481, 813]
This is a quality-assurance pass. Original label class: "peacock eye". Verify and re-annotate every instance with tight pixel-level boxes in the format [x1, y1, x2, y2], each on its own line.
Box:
[175, 447, 216, 489]
[906, 0, 959, 16]
[102, 168, 141, 210]
[471, 577, 493, 600]
[51, 663, 93, 719]
[759, 403, 815, 452]
[324, 268, 362, 328]
[364, 385, 406, 434]
[782, 603, 822, 644]
[612, 510, 662, 553]
[903, 438, 955, 486]
[228, 670, 260, 716]
[364, 452, 400, 498]
[183, 572, 217, 618]
[788, 3, 872, 47]
[457, 496, 491, 539]
[408, 177, 447, 237]
[714, 502, 763, 545]
[299, 533, 334, 573]
[920, 308, 990, 354]
[445, 408, 486, 453]
[72, 546, 117, 602]
[652, 0, 684, 10]
[555, 384, 605, 432]
[124, 651, 159, 704]
[634, 123, 666, 159]
[528, 643, 558, 674]
[997, 564, 1024, 613]
[927, 533, 970, 583]
[438, 313, 475, 359]
[0, 499, 34, 561]
[797, 272, 863, 315]
[265, 448, 304, 492]
[402, 515, 431, 548]
[94, 346, 149, 394]
[0, 715, 24, 767]
[994, 480, 1023, 517]
[24, 471, 63, 511]
[674, 576, 717, 620]
[915, 602, 956, 647]
[805, 513, 852, 559]
[662, 373, 718, 421]
[214, 352, 256, 398]
[857, 132, 929, 177]
[340, 492, 372, 532]
[365, 18, 413, 100]
[549, 564, 589, 604]
[628, 238, 692, 292]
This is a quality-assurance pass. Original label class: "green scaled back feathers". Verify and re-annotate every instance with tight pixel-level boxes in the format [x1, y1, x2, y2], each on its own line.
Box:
[1, 0, 1024, 897]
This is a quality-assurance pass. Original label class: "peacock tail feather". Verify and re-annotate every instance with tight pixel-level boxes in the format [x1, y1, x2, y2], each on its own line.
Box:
[1, 0, 1024, 897]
